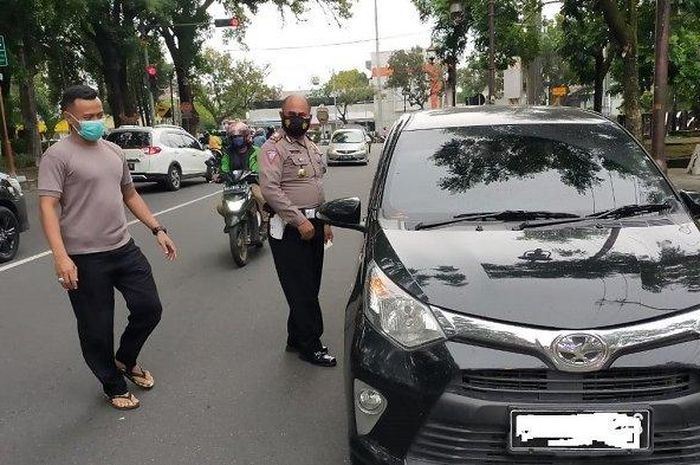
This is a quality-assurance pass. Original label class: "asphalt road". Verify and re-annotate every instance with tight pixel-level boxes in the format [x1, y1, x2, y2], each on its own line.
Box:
[0, 147, 380, 465]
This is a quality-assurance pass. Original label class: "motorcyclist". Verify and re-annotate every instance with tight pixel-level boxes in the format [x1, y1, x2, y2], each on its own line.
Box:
[220, 122, 268, 230]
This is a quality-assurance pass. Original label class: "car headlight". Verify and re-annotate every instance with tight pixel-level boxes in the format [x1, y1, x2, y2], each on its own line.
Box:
[365, 262, 446, 349]
[1, 176, 22, 196]
[225, 198, 245, 212]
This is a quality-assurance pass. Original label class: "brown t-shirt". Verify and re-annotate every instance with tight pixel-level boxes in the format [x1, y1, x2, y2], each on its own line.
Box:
[38, 135, 133, 255]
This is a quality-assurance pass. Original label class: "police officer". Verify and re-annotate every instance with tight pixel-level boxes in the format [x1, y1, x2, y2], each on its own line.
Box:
[260, 95, 336, 367]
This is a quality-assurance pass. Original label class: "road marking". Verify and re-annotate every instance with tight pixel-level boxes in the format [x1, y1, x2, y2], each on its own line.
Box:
[0, 190, 220, 274]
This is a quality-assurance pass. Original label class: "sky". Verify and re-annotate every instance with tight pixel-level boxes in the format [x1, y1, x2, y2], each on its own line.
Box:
[206, 0, 561, 91]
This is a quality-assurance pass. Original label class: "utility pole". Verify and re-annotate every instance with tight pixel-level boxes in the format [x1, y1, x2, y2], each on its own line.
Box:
[652, 0, 671, 172]
[488, 0, 496, 103]
[141, 39, 156, 127]
[374, 0, 383, 131]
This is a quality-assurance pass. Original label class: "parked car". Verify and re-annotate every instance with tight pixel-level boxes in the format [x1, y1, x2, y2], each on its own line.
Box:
[106, 125, 212, 191]
[0, 172, 29, 263]
[327, 128, 372, 165]
[317, 106, 700, 465]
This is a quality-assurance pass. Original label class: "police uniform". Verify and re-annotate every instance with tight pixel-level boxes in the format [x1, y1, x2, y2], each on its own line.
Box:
[260, 131, 330, 360]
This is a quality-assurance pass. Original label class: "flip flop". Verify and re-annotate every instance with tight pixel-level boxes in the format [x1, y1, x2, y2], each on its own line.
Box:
[120, 364, 155, 390]
[106, 392, 140, 410]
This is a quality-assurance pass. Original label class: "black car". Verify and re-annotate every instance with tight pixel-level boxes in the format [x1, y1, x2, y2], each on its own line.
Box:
[0, 172, 29, 263]
[317, 107, 700, 465]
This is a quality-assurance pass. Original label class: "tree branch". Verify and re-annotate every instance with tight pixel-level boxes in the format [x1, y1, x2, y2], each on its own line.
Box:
[597, 0, 632, 47]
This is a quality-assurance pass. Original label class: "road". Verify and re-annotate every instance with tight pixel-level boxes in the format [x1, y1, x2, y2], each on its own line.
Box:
[0, 147, 380, 465]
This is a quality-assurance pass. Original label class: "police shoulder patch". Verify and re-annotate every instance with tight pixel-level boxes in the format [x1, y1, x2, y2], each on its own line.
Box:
[266, 150, 278, 162]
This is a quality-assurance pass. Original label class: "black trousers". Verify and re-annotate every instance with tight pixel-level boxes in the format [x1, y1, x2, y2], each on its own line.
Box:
[269, 218, 325, 353]
[67, 240, 163, 396]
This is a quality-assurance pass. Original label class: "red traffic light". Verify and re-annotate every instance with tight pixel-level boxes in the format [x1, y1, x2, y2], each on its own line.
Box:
[214, 18, 240, 28]
[146, 65, 157, 77]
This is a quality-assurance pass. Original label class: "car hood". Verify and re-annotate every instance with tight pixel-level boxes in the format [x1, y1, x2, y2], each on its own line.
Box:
[330, 142, 365, 151]
[376, 218, 700, 329]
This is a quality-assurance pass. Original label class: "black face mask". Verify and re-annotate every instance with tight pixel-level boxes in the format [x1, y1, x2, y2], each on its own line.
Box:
[282, 114, 311, 138]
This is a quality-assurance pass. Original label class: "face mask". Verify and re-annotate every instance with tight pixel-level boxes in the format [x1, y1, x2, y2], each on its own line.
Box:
[68, 113, 105, 142]
[282, 114, 311, 138]
[230, 135, 246, 149]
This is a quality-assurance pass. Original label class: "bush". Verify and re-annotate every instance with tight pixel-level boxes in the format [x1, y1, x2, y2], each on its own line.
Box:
[1, 153, 36, 171]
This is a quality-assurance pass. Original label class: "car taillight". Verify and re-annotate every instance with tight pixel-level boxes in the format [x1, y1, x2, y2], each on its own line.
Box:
[143, 146, 162, 155]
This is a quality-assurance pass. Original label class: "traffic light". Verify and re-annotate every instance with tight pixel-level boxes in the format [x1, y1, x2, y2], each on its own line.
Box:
[145, 65, 158, 91]
[214, 18, 240, 28]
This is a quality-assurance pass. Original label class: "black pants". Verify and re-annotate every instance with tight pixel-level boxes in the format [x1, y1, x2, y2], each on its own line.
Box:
[269, 218, 325, 354]
[68, 240, 162, 396]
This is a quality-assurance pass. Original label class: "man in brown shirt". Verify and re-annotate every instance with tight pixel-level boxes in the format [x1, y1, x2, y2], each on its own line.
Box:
[260, 95, 336, 367]
[38, 85, 177, 410]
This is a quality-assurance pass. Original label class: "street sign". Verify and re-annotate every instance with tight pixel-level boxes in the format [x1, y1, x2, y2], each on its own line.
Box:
[0, 35, 8, 67]
[180, 101, 193, 118]
[551, 85, 569, 98]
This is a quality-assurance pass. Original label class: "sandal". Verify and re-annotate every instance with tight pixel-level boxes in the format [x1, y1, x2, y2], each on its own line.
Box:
[119, 364, 155, 390]
[106, 392, 140, 410]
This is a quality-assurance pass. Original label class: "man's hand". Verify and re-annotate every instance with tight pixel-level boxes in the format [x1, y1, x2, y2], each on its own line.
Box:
[157, 232, 177, 260]
[324, 224, 333, 243]
[298, 220, 315, 241]
[55, 255, 78, 290]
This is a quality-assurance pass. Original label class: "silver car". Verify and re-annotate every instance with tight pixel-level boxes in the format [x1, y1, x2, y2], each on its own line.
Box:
[327, 128, 371, 165]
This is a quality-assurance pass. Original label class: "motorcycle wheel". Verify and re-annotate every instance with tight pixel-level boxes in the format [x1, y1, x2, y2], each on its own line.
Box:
[229, 221, 249, 267]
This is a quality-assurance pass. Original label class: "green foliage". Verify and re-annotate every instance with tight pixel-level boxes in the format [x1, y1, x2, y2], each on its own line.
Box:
[386, 47, 431, 109]
[412, 0, 472, 63]
[194, 48, 279, 124]
[318, 70, 373, 123]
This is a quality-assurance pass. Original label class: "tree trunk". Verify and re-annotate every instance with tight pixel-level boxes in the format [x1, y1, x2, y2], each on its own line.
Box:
[176, 67, 198, 133]
[17, 38, 42, 163]
[446, 59, 457, 107]
[621, 47, 643, 140]
[593, 51, 605, 113]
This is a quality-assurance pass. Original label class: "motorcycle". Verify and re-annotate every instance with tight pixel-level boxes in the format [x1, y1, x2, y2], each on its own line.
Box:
[216, 170, 266, 267]
[205, 149, 223, 183]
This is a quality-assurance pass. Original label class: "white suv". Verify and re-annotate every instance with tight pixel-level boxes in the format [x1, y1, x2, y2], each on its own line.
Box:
[106, 125, 212, 191]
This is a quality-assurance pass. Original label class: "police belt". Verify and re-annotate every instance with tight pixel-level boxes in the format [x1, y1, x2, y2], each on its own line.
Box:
[266, 206, 319, 220]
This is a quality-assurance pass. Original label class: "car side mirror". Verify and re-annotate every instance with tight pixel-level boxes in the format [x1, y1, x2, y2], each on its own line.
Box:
[680, 190, 700, 217]
[317, 197, 366, 232]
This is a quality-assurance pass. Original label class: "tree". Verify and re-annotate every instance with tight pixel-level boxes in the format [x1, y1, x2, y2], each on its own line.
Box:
[152, 0, 352, 134]
[597, 0, 644, 139]
[194, 48, 279, 124]
[319, 70, 373, 124]
[560, 1, 613, 112]
[386, 47, 431, 110]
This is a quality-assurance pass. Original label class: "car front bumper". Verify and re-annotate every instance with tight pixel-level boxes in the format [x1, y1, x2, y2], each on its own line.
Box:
[328, 153, 368, 164]
[348, 312, 700, 465]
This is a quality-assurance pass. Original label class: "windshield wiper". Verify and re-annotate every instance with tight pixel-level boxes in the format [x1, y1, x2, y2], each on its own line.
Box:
[517, 202, 674, 230]
[414, 210, 581, 230]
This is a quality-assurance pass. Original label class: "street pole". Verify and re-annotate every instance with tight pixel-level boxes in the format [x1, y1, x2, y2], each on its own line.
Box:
[488, 0, 496, 104]
[374, 0, 383, 131]
[169, 72, 176, 125]
[142, 41, 156, 127]
[652, 0, 671, 172]
[0, 83, 16, 176]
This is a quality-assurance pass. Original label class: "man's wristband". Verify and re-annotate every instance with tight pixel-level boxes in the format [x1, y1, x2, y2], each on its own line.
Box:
[151, 226, 168, 236]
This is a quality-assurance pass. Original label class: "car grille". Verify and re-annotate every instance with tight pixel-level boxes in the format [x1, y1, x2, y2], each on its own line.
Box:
[450, 369, 697, 402]
[336, 150, 357, 154]
[408, 421, 700, 464]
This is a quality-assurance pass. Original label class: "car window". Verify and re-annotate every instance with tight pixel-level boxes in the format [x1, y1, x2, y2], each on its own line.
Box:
[106, 131, 151, 149]
[332, 131, 364, 143]
[163, 132, 187, 148]
[381, 124, 675, 224]
[182, 133, 203, 150]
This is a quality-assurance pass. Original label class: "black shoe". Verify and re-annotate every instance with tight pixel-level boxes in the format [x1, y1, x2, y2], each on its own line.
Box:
[299, 350, 337, 367]
[285, 342, 328, 354]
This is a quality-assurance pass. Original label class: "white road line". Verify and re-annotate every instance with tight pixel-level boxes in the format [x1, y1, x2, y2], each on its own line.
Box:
[0, 190, 220, 274]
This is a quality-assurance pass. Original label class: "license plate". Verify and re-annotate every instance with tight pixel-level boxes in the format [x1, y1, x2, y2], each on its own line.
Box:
[509, 409, 651, 453]
[128, 162, 135, 171]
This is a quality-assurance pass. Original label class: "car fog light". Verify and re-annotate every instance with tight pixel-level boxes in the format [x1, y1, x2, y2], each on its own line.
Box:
[354, 379, 387, 435]
[358, 389, 384, 414]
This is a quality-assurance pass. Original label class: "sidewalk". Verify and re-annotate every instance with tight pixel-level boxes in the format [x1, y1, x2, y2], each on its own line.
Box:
[667, 168, 700, 192]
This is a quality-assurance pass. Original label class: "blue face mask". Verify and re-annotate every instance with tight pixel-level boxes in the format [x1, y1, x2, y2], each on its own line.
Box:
[230, 136, 246, 149]
[68, 113, 105, 142]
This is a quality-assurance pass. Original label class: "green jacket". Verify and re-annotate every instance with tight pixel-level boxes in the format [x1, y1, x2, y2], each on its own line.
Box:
[221, 145, 260, 173]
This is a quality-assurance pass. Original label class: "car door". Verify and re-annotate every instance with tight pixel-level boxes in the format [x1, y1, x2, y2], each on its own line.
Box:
[166, 132, 193, 175]
[180, 133, 207, 175]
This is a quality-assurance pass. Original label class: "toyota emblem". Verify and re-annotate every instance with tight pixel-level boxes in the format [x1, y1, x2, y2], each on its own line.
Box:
[552, 333, 608, 371]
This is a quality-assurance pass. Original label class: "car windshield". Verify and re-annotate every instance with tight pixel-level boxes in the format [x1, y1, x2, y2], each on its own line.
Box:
[382, 124, 675, 225]
[332, 131, 364, 143]
[106, 131, 151, 149]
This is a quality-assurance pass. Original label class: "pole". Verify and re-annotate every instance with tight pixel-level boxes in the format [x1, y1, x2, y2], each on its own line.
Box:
[374, 0, 383, 129]
[652, 0, 671, 172]
[142, 41, 156, 127]
[170, 72, 176, 125]
[488, 0, 496, 104]
[0, 84, 16, 176]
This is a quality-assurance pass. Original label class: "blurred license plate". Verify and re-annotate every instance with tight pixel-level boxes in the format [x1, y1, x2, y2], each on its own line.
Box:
[128, 162, 135, 170]
[509, 410, 651, 453]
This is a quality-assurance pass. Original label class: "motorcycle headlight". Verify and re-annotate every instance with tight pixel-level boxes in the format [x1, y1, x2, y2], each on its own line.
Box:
[365, 262, 446, 349]
[225, 198, 245, 212]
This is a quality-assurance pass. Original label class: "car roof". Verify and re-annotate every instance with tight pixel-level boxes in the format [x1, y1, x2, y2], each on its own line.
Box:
[403, 106, 613, 131]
